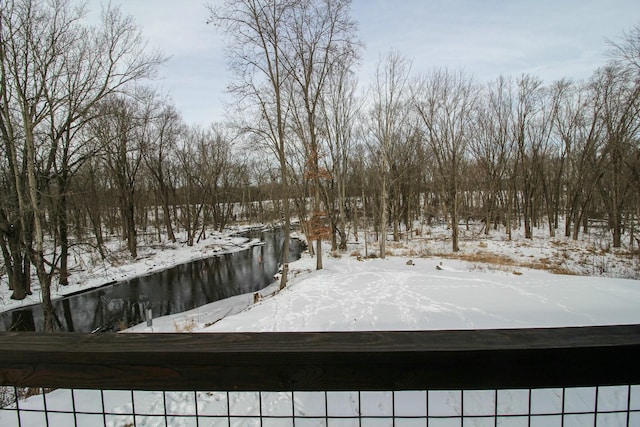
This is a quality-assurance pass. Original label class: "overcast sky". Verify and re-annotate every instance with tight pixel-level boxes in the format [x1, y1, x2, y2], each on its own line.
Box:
[85, 0, 640, 126]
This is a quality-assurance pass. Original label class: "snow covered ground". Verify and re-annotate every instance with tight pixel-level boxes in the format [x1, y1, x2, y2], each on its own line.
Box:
[1, 222, 640, 426]
[123, 221, 640, 334]
[127, 254, 640, 333]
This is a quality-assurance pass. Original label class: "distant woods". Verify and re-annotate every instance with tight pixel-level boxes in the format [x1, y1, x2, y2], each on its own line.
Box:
[1, 0, 640, 328]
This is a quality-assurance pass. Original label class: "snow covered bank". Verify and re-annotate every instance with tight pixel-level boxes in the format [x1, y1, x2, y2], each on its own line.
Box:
[127, 252, 640, 333]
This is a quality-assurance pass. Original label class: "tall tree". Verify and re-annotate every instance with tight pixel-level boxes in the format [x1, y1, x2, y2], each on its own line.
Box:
[551, 79, 604, 240]
[142, 101, 182, 243]
[511, 74, 550, 239]
[212, 0, 359, 271]
[368, 50, 412, 258]
[175, 125, 212, 246]
[284, 0, 359, 269]
[0, 0, 163, 330]
[321, 62, 361, 251]
[92, 93, 151, 259]
[607, 25, 640, 247]
[592, 64, 640, 247]
[210, 0, 296, 288]
[414, 68, 477, 252]
[471, 76, 515, 236]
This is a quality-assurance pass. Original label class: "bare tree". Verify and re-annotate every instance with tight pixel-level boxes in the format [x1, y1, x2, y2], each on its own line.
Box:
[471, 76, 515, 236]
[550, 79, 604, 239]
[321, 62, 361, 251]
[77, 152, 110, 256]
[608, 25, 640, 71]
[0, 0, 163, 329]
[510, 74, 550, 239]
[534, 84, 560, 237]
[391, 122, 425, 242]
[92, 93, 152, 259]
[368, 50, 412, 258]
[607, 25, 640, 247]
[212, 0, 358, 271]
[210, 0, 296, 287]
[284, 0, 359, 269]
[142, 101, 182, 243]
[413, 68, 477, 252]
[592, 64, 640, 247]
[175, 127, 203, 247]
[200, 124, 240, 234]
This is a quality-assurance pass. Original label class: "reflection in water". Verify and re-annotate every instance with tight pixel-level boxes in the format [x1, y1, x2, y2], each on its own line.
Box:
[0, 230, 304, 332]
[10, 309, 35, 331]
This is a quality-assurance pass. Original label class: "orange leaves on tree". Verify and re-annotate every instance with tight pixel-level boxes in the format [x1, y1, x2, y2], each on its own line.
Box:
[307, 212, 332, 241]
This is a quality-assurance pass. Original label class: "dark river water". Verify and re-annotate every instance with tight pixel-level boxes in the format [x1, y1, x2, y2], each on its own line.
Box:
[0, 229, 304, 332]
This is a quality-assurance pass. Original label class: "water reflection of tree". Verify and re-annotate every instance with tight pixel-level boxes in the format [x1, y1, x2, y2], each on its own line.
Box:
[0, 231, 304, 332]
[10, 309, 35, 331]
[62, 299, 75, 332]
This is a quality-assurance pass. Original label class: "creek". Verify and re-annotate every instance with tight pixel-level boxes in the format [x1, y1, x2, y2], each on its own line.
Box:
[0, 229, 304, 332]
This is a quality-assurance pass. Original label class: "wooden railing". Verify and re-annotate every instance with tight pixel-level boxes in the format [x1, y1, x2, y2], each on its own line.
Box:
[1, 325, 640, 391]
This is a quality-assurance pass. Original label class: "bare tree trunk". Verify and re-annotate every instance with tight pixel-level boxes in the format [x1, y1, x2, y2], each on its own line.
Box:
[162, 188, 176, 243]
[57, 179, 70, 286]
[279, 154, 290, 289]
[338, 189, 347, 251]
[451, 191, 460, 252]
[363, 189, 368, 258]
[124, 195, 138, 258]
[0, 210, 32, 300]
[380, 168, 387, 259]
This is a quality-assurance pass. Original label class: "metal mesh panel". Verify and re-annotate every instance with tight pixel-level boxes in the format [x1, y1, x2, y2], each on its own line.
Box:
[1, 385, 639, 427]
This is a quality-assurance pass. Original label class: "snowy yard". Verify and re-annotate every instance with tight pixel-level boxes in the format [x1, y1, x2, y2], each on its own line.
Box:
[128, 254, 640, 334]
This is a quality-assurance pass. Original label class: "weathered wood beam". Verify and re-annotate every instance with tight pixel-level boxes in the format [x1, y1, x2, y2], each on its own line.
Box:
[0, 326, 639, 391]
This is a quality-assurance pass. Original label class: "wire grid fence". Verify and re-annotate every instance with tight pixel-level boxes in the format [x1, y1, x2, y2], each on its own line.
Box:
[1, 385, 639, 427]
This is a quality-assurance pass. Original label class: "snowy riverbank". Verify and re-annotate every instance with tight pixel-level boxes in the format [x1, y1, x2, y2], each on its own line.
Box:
[123, 221, 640, 333]
[125, 252, 640, 334]
[0, 226, 264, 315]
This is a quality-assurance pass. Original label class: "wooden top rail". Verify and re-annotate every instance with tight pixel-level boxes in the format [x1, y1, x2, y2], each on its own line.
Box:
[1, 325, 640, 391]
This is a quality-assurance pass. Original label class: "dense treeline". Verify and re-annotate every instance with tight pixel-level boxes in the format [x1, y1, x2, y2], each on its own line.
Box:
[1, 0, 639, 330]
